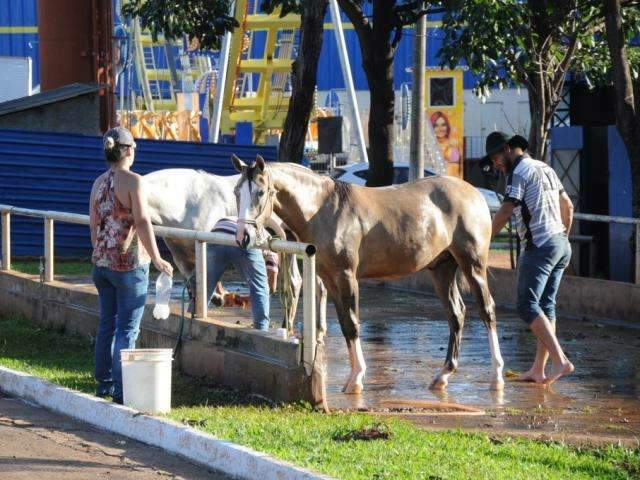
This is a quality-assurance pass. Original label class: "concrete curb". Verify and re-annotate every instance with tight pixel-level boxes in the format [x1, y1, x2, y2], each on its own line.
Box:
[0, 366, 334, 480]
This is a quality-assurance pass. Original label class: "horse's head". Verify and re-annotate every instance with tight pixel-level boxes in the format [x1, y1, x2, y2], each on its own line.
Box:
[231, 154, 276, 248]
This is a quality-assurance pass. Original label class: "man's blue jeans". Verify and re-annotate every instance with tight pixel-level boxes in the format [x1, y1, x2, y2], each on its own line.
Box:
[204, 245, 270, 331]
[517, 233, 572, 325]
[92, 265, 149, 401]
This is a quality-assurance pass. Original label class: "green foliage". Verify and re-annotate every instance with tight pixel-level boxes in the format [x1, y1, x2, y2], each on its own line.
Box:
[572, 5, 640, 88]
[220, 0, 446, 27]
[261, 0, 303, 16]
[1, 313, 639, 480]
[438, 1, 640, 98]
[120, 0, 239, 50]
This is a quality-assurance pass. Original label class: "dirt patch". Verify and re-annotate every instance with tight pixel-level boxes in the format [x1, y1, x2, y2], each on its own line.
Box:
[332, 423, 392, 442]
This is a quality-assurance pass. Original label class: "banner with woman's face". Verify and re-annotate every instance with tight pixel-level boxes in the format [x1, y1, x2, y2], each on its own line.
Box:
[426, 69, 464, 178]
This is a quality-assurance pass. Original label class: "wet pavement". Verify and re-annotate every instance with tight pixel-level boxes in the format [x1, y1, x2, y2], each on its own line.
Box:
[319, 285, 640, 445]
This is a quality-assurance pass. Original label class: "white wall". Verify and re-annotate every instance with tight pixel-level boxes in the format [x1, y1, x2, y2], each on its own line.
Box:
[463, 88, 530, 137]
[0, 56, 32, 102]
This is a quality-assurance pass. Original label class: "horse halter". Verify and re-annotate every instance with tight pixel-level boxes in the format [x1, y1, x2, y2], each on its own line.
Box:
[238, 165, 277, 231]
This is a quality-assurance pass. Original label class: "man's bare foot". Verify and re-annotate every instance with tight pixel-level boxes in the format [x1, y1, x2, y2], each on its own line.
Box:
[543, 360, 574, 386]
[514, 369, 546, 383]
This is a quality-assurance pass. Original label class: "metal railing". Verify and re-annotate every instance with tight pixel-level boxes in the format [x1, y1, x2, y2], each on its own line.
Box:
[0, 204, 318, 374]
[490, 206, 640, 284]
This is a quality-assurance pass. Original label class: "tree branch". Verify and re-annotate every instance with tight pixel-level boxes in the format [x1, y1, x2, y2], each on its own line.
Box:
[336, 0, 372, 44]
[552, 33, 579, 94]
[511, 54, 538, 96]
[391, 26, 403, 50]
[394, 1, 446, 26]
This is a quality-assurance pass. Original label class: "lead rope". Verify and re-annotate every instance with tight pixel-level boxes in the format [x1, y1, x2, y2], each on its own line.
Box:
[174, 273, 194, 359]
[38, 256, 45, 283]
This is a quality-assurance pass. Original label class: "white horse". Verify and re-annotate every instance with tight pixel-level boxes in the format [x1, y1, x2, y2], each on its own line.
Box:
[143, 168, 303, 325]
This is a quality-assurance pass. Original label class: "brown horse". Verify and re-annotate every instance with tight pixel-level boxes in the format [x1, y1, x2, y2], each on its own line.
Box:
[231, 155, 504, 394]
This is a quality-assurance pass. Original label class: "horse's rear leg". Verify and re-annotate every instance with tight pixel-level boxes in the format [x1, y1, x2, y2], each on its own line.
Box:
[429, 255, 466, 390]
[457, 257, 505, 391]
[326, 273, 365, 394]
[280, 253, 302, 331]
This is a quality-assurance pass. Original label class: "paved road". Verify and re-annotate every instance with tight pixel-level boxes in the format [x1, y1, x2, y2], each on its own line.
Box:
[0, 393, 233, 479]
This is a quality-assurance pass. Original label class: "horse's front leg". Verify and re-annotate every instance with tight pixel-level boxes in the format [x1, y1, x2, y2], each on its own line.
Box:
[329, 273, 366, 394]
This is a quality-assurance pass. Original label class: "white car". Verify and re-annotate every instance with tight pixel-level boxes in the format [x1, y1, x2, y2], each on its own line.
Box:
[330, 162, 503, 210]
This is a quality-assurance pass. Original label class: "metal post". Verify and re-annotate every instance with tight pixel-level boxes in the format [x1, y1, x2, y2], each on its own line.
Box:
[210, 16, 233, 142]
[44, 218, 54, 282]
[1, 212, 10, 270]
[132, 18, 154, 112]
[195, 240, 208, 319]
[409, 5, 426, 181]
[302, 255, 317, 375]
[209, 0, 238, 143]
[636, 224, 640, 284]
[329, 0, 368, 164]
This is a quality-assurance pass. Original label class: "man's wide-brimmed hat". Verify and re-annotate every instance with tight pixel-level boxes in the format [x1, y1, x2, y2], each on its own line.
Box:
[484, 131, 509, 159]
[483, 131, 529, 160]
[479, 131, 529, 174]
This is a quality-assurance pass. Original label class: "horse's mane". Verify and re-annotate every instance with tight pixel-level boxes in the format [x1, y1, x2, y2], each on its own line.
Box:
[331, 179, 351, 202]
[269, 161, 353, 201]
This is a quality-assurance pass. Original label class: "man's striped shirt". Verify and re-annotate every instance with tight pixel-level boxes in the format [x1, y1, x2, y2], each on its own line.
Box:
[212, 217, 279, 272]
[504, 155, 566, 248]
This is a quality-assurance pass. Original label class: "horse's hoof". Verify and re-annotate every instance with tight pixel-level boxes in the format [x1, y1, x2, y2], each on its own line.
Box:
[429, 377, 448, 391]
[490, 378, 505, 391]
[343, 383, 363, 394]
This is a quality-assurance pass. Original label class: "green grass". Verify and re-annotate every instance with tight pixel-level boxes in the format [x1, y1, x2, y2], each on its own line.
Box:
[11, 259, 93, 276]
[10, 259, 164, 277]
[0, 314, 637, 480]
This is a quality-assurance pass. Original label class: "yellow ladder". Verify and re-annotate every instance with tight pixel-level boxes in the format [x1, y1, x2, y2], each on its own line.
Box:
[220, 1, 301, 143]
[133, 20, 204, 112]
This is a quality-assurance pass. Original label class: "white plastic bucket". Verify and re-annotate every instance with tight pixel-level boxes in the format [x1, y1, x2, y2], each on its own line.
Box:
[120, 348, 173, 413]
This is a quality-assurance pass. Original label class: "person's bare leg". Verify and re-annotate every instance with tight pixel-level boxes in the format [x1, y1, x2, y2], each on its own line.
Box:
[529, 315, 573, 385]
[516, 319, 554, 383]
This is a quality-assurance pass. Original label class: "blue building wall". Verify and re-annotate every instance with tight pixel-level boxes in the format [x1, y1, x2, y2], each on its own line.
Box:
[1, 0, 476, 94]
[0, 0, 39, 88]
[0, 129, 276, 257]
[316, 25, 476, 91]
[607, 126, 634, 282]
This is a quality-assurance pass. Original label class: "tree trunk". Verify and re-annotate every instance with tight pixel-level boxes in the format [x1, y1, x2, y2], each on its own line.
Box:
[525, 66, 556, 162]
[604, 0, 640, 220]
[362, 0, 397, 186]
[336, 0, 396, 186]
[277, 1, 329, 163]
[363, 49, 395, 186]
[526, 96, 554, 161]
[527, 100, 547, 161]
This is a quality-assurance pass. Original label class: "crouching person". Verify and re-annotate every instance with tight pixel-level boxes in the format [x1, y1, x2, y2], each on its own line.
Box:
[204, 216, 279, 331]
